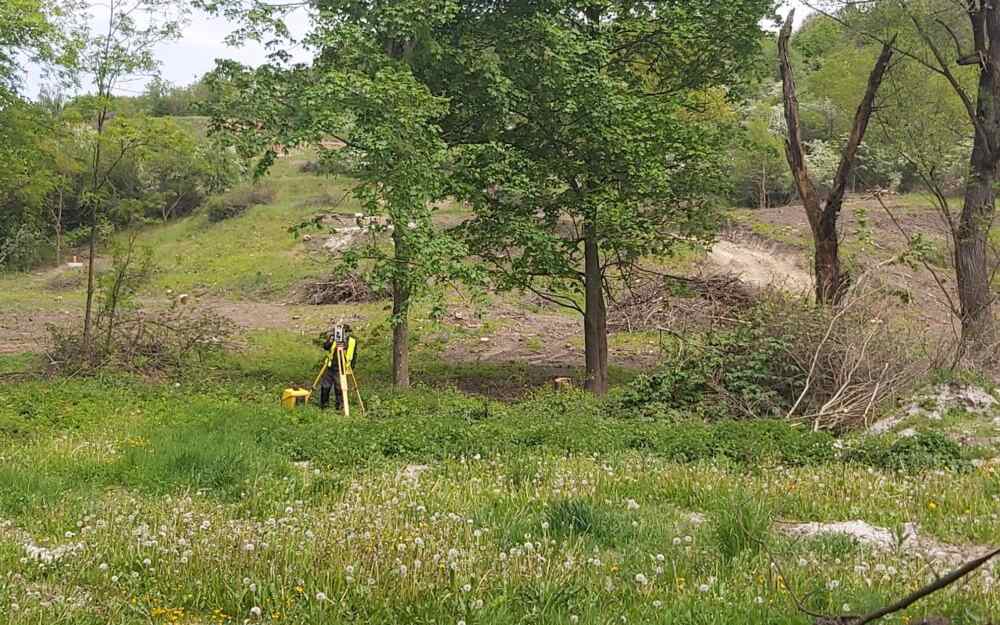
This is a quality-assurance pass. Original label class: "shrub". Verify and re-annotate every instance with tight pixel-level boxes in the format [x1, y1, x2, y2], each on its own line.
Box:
[0, 223, 47, 272]
[616, 290, 929, 431]
[48, 303, 238, 376]
[206, 183, 276, 222]
[614, 315, 800, 420]
[847, 431, 968, 473]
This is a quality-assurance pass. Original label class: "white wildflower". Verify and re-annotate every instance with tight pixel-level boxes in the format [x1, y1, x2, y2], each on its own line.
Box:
[634, 573, 648, 585]
[250, 606, 262, 619]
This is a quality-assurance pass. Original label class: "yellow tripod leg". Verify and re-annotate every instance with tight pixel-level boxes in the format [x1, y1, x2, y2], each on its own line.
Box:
[337, 348, 350, 417]
[311, 363, 328, 392]
[348, 370, 365, 415]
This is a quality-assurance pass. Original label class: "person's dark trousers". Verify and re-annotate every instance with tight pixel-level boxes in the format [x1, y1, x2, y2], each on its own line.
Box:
[319, 374, 344, 410]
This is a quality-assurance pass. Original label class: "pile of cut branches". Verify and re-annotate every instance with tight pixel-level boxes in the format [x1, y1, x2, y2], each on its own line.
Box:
[47, 304, 238, 376]
[608, 274, 754, 334]
[299, 271, 388, 305]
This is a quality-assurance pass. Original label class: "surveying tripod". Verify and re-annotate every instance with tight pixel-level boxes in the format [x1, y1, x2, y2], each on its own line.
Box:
[311, 344, 365, 416]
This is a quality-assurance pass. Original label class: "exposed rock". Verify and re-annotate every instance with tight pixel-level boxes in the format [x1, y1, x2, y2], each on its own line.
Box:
[323, 226, 366, 253]
[868, 384, 999, 437]
[777, 519, 997, 573]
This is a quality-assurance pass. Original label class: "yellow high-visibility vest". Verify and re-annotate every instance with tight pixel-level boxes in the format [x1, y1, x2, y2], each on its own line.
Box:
[325, 337, 357, 372]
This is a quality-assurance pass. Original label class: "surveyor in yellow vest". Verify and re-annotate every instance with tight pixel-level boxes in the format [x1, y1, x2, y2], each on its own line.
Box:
[320, 325, 358, 410]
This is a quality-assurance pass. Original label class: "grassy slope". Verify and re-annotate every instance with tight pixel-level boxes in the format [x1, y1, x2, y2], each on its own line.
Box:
[138, 159, 363, 299]
[0, 155, 360, 308]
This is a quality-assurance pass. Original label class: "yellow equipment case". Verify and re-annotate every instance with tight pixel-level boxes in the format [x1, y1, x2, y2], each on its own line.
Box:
[281, 387, 312, 409]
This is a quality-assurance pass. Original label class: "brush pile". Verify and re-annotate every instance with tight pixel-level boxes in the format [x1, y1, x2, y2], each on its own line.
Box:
[299, 272, 388, 305]
[608, 274, 755, 333]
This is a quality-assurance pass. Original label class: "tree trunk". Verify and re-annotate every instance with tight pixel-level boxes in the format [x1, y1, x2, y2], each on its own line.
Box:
[54, 188, 63, 266]
[583, 227, 609, 395]
[83, 109, 107, 353]
[760, 163, 768, 210]
[814, 211, 842, 304]
[391, 227, 411, 389]
[954, 5, 1000, 350]
[956, 164, 995, 348]
[82, 206, 98, 349]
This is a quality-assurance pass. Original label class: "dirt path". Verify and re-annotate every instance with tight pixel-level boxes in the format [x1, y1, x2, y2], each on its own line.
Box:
[708, 240, 812, 292]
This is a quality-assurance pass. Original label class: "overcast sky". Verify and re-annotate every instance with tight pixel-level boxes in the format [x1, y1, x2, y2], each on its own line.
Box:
[28, 1, 812, 98]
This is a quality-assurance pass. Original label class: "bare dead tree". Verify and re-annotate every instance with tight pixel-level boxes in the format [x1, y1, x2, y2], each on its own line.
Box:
[800, 0, 1000, 355]
[778, 9, 896, 304]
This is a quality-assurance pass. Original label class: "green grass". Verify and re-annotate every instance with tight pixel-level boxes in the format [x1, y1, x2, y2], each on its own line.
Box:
[136, 158, 363, 298]
[0, 323, 998, 624]
[0, 154, 364, 305]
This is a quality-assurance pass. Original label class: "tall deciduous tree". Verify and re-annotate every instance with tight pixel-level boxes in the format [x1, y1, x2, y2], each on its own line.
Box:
[201, 0, 475, 388]
[778, 9, 895, 304]
[76, 0, 186, 350]
[442, 0, 774, 394]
